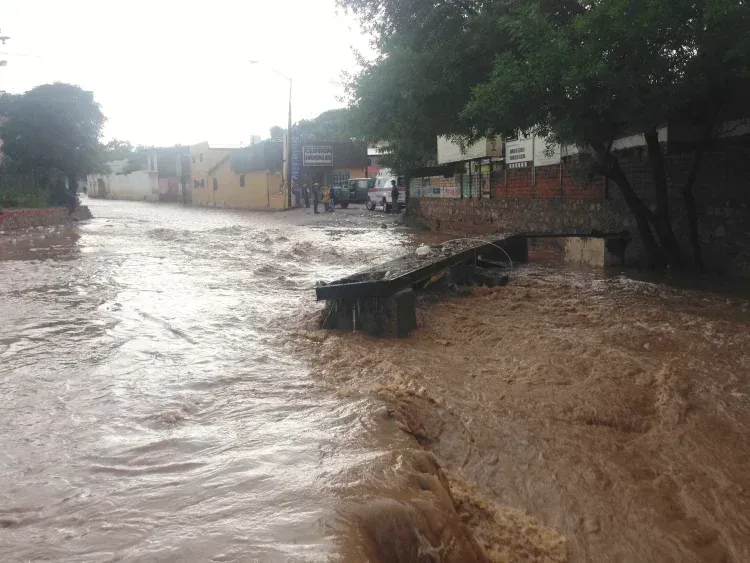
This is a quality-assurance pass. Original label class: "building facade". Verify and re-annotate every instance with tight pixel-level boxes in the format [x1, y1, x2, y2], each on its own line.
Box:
[294, 141, 367, 189]
[197, 142, 286, 209]
[187, 142, 234, 201]
[87, 157, 160, 201]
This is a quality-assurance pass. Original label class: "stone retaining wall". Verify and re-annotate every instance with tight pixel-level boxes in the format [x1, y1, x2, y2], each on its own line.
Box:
[413, 197, 631, 235]
[0, 206, 91, 232]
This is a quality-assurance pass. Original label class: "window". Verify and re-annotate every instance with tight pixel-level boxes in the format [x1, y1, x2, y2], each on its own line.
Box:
[200, 179, 205, 188]
[240, 175, 246, 187]
[192, 156, 196, 164]
[200, 154, 204, 163]
[213, 178, 218, 190]
[194, 180, 199, 189]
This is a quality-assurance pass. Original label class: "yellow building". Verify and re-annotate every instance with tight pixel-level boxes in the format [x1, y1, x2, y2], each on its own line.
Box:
[201, 142, 286, 210]
[188, 142, 234, 206]
[192, 140, 366, 210]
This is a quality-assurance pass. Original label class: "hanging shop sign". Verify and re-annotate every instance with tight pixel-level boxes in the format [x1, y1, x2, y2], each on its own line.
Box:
[302, 145, 333, 167]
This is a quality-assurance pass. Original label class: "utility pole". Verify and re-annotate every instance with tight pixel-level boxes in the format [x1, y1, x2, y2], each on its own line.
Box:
[249, 60, 293, 209]
[287, 77, 293, 210]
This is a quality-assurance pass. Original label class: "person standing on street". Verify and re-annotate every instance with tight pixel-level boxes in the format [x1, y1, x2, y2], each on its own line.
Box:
[312, 183, 320, 214]
[303, 183, 310, 208]
[390, 179, 400, 214]
[322, 186, 331, 212]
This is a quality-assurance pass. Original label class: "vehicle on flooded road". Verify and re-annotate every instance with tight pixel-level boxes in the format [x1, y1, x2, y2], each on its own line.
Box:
[367, 169, 405, 212]
[347, 178, 376, 205]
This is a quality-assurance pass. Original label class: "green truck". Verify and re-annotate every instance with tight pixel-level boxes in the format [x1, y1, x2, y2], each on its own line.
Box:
[332, 178, 376, 208]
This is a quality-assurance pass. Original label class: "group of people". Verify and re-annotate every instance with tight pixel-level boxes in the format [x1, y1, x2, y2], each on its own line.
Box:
[293, 183, 335, 214]
[291, 179, 401, 214]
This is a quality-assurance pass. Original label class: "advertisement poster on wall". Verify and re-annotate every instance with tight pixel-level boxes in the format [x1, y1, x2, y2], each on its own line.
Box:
[302, 146, 333, 167]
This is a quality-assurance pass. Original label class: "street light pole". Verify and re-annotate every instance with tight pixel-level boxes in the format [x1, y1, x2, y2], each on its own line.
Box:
[286, 77, 293, 210]
[249, 60, 293, 209]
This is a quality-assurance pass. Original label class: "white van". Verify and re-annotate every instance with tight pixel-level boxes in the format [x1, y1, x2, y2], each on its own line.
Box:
[367, 169, 406, 212]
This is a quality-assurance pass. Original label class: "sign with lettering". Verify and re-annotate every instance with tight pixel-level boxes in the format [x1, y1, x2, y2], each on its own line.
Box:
[302, 145, 333, 167]
[505, 134, 533, 168]
[291, 133, 302, 181]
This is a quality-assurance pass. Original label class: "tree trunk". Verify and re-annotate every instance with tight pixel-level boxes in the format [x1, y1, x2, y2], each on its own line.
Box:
[682, 181, 703, 273]
[404, 171, 411, 217]
[644, 129, 683, 267]
[66, 173, 78, 212]
[682, 132, 713, 273]
[605, 157, 662, 269]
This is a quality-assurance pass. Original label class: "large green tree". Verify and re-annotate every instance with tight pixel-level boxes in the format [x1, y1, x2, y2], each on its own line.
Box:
[100, 138, 135, 162]
[0, 83, 106, 208]
[341, 0, 750, 269]
[296, 108, 354, 142]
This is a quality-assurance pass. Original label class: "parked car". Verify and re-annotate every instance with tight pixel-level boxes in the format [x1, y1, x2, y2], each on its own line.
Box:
[346, 177, 376, 204]
[367, 170, 406, 212]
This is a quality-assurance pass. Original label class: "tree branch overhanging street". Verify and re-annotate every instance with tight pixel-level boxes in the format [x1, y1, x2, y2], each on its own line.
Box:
[340, 0, 750, 271]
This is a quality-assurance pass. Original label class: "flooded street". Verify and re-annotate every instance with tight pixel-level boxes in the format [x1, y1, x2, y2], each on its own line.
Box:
[3, 198, 750, 562]
[0, 199, 415, 562]
[308, 263, 750, 562]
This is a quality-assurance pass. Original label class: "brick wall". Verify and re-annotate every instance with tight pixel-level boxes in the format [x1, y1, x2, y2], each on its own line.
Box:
[414, 160, 605, 200]
[412, 144, 750, 276]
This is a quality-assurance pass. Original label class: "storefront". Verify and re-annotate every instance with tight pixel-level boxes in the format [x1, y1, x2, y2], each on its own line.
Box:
[294, 141, 367, 189]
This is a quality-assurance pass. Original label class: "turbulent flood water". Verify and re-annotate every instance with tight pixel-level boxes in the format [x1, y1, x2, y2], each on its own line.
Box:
[0, 199, 417, 562]
[4, 199, 750, 563]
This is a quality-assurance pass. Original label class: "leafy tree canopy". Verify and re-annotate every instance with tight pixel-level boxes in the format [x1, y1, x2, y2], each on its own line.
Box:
[340, 0, 750, 269]
[296, 108, 354, 142]
[270, 108, 357, 143]
[0, 83, 105, 185]
[100, 138, 135, 162]
[269, 125, 285, 141]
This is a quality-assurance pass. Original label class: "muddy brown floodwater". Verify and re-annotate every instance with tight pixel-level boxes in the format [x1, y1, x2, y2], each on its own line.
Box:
[1, 199, 475, 562]
[298, 262, 750, 562]
[3, 198, 749, 563]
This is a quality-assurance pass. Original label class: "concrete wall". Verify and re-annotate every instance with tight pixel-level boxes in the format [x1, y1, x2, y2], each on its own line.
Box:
[88, 170, 159, 202]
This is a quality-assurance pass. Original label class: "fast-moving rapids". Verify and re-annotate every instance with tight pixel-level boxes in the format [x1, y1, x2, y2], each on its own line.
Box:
[4, 199, 748, 563]
[0, 199, 431, 562]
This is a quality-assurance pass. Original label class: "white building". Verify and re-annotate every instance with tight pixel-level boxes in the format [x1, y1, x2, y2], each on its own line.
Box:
[87, 153, 159, 201]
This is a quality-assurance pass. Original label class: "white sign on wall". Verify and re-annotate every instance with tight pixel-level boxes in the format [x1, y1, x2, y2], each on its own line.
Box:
[437, 136, 503, 164]
[302, 146, 333, 167]
[505, 134, 533, 168]
[533, 136, 561, 166]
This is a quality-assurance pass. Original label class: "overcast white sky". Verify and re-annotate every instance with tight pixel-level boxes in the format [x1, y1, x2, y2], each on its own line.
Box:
[1, 0, 372, 146]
